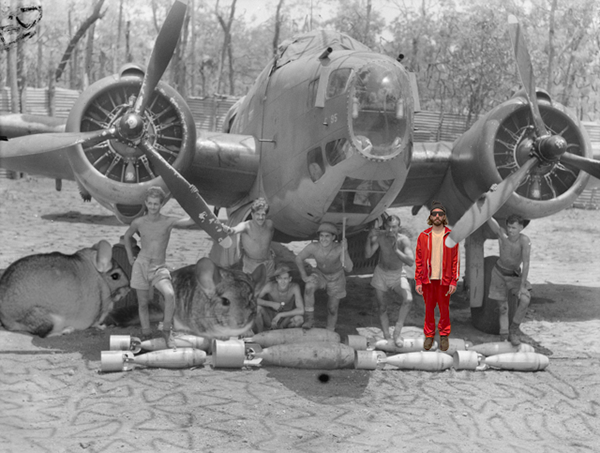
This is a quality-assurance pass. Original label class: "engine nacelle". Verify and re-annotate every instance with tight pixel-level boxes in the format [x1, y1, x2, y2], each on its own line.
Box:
[449, 93, 592, 220]
[65, 68, 196, 223]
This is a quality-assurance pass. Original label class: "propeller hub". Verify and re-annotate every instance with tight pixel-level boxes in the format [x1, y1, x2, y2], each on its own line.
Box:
[117, 111, 146, 141]
[536, 135, 567, 162]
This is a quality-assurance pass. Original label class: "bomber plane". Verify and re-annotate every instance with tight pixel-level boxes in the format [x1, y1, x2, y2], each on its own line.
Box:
[1, 1, 598, 333]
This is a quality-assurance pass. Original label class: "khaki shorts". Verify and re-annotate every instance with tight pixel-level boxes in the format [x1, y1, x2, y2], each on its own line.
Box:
[371, 265, 408, 292]
[309, 268, 346, 299]
[488, 265, 532, 301]
[130, 256, 171, 291]
[242, 254, 275, 278]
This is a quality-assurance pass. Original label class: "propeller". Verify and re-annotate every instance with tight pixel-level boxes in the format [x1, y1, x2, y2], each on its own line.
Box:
[0, 129, 116, 159]
[445, 15, 598, 248]
[0, 0, 233, 248]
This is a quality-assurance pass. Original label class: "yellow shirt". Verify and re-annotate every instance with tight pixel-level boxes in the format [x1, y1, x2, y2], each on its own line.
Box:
[430, 229, 444, 280]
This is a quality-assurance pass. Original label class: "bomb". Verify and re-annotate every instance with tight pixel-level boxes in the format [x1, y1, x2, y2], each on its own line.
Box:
[109, 335, 142, 354]
[244, 328, 341, 347]
[101, 347, 207, 372]
[141, 334, 211, 352]
[482, 352, 549, 371]
[374, 338, 438, 353]
[469, 342, 534, 356]
[384, 351, 453, 371]
[453, 350, 482, 370]
[345, 334, 369, 350]
[439, 338, 474, 355]
[251, 341, 355, 369]
[354, 350, 387, 370]
[211, 338, 263, 368]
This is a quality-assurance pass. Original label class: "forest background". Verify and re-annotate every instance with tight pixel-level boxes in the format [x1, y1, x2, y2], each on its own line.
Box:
[1, 0, 599, 123]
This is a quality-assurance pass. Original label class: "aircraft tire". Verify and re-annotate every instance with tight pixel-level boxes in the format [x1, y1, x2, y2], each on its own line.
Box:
[470, 256, 517, 334]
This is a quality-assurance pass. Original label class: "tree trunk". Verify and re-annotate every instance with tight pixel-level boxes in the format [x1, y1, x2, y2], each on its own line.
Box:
[545, 0, 557, 94]
[55, 0, 106, 83]
[272, 0, 284, 59]
[215, 0, 237, 94]
[85, 22, 96, 88]
[17, 37, 27, 113]
[190, 0, 196, 96]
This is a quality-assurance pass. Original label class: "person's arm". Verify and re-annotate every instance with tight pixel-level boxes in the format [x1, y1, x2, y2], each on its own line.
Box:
[396, 235, 415, 267]
[414, 234, 423, 295]
[487, 217, 507, 240]
[256, 283, 281, 311]
[295, 245, 314, 282]
[224, 221, 249, 235]
[365, 228, 379, 259]
[124, 220, 139, 265]
[519, 235, 531, 296]
[447, 242, 460, 295]
[173, 216, 197, 228]
[341, 239, 353, 273]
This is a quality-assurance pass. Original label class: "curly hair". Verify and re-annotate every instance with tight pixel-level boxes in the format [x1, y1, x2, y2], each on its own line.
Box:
[251, 197, 270, 214]
[146, 186, 167, 203]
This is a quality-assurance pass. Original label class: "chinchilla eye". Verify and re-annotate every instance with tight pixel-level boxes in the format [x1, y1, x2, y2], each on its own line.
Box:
[221, 297, 230, 307]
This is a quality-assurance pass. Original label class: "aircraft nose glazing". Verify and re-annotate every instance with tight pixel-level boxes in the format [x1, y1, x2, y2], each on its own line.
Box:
[350, 60, 411, 161]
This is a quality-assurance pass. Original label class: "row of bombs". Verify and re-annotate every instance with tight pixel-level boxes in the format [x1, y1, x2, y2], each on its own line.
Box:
[100, 327, 549, 373]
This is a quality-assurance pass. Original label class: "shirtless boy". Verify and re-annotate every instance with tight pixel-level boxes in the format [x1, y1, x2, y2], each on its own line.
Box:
[365, 215, 414, 346]
[252, 264, 304, 332]
[487, 214, 532, 346]
[124, 186, 196, 347]
[295, 222, 353, 331]
[226, 198, 275, 278]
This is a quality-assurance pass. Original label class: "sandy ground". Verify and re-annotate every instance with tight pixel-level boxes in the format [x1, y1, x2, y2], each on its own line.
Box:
[1, 177, 599, 453]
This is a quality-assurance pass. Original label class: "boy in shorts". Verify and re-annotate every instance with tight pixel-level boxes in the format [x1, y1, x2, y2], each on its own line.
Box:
[252, 264, 304, 332]
[124, 186, 196, 347]
[295, 222, 353, 331]
[365, 215, 414, 346]
[487, 215, 532, 345]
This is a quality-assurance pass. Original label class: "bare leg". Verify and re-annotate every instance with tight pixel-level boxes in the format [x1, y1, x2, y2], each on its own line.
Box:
[326, 296, 341, 331]
[497, 298, 509, 340]
[302, 281, 317, 329]
[136, 289, 152, 337]
[155, 280, 176, 348]
[392, 278, 413, 346]
[374, 289, 390, 340]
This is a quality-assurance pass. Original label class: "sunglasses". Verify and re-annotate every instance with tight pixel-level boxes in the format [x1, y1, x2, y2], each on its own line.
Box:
[430, 211, 445, 217]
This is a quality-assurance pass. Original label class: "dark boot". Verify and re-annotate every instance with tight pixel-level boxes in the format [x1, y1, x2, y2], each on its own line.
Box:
[302, 311, 315, 329]
[509, 323, 521, 346]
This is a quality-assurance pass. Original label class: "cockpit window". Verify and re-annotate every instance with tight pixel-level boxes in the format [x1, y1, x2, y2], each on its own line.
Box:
[307, 147, 325, 182]
[351, 61, 411, 160]
[327, 178, 394, 214]
[325, 138, 354, 166]
[326, 68, 352, 99]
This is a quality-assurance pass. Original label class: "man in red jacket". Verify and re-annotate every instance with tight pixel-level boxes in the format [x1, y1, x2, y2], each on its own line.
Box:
[414, 201, 460, 351]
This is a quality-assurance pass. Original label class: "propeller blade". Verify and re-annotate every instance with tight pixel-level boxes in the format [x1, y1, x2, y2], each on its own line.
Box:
[139, 141, 233, 248]
[507, 15, 548, 137]
[133, 0, 188, 115]
[0, 129, 116, 159]
[446, 157, 539, 248]
[561, 152, 600, 180]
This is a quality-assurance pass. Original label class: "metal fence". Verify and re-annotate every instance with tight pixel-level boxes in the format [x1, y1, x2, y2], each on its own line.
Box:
[1, 87, 599, 209]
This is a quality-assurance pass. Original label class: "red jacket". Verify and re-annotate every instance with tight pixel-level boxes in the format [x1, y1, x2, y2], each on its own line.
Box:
[415, 226, 460, 287]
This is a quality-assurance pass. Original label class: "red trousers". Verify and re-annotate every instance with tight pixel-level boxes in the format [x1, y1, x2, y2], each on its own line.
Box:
[422, 280, 451, 337]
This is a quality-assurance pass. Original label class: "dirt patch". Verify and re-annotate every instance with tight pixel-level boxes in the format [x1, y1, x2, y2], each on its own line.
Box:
[1, 177, 599, 452]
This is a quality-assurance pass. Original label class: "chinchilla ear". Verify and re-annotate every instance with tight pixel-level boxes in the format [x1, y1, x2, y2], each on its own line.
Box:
[196, 257, 219, 294]
[92, 240, 113, 273]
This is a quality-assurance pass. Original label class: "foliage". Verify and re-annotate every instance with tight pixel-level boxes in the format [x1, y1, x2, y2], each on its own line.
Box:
[2, 0, 599, 120]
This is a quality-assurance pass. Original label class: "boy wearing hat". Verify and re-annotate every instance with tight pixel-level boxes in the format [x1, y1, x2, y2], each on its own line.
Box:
[414, 201, 460, 351]
[295, 222, 353, 330]
[252, 264, 305, 332]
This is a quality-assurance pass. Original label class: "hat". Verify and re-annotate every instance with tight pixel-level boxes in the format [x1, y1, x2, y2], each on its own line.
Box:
[430, 200, 446, 214]
[317, 222, 338, 235]
[273, 264, 291, 278]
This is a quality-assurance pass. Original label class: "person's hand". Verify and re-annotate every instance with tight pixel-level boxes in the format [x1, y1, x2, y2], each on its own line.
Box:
[272, 314, 282, 325]
[223, 225, 234, 235]
[303, 274, 317, 284]
[164, 330, 177, 350]
[446, 285, 457, 296]
[518, 287, 528, 299]
[128, 255, 135, 266]
[416, 284, 423, 295]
